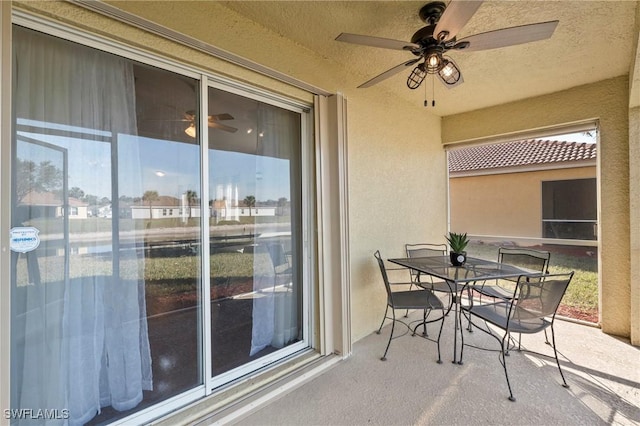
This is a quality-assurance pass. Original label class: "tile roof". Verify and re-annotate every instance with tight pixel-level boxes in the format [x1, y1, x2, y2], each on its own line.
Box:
[448, 139, 597, 173]
[20, 191, 87, 206]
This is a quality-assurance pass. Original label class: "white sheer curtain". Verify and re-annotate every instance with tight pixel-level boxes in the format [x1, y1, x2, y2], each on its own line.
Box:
[249, 104, 299, 356]
[12, 27, 151, 425]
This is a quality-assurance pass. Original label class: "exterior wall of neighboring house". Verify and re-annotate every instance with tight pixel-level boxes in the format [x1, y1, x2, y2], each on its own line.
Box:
[442, 76, 635, 342]
[238, 207, 277, 217]
[130, 206, 197, 219]
[59, 203, 89, 219]
[450, 165, 596, 239]
[18, 192, 89, 220]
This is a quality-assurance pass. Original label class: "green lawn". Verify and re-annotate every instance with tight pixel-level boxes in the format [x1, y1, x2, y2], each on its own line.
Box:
[466, 241, 598, 320]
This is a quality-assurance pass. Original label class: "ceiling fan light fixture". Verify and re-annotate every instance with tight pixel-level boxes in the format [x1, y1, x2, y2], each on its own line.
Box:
[426, 52, 442, 72]
[406, 63, 427, 89]
[185, 122, 196, 138]
[438, 57, 462, 86]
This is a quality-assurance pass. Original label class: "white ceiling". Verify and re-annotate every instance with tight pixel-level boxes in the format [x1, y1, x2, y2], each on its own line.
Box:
[220, 1, 639, 116]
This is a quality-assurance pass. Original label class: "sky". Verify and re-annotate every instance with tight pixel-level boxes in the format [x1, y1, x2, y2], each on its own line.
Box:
[551, 131, 597, 144]
[18, 123, 292, 202]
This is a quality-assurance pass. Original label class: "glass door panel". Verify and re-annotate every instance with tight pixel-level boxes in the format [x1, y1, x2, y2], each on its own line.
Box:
[11, 27, 203, 425]
[207, 87, 303, 377]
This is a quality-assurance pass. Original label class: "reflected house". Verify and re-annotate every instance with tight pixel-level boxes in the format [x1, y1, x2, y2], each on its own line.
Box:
[17, 191, 89, 220]
[211, 198, 277, 223]
[130, 195, 199, 219]
[97, 204, 112, 218]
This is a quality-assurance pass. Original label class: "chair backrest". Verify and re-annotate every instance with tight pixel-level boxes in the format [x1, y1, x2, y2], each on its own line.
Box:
[267, 242, 289, 269]
[374, 250, 393, 300]
[498, 247, 550, 282]
[405, 243, 447, 279]
[510, 272, 574, 324]
[405, 243, 447, 258]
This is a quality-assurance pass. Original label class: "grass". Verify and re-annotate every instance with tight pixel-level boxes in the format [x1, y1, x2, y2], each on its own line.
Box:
[466, 241, 598, 315]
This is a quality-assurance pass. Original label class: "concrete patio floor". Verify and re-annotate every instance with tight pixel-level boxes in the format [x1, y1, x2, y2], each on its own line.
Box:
[235, 312, 639, 425]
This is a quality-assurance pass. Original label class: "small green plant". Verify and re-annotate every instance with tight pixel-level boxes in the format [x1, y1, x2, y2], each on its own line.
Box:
[446, 232, 470, 253]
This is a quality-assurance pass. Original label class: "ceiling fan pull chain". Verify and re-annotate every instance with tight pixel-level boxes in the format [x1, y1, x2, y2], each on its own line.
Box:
[424, 77, 428, 107]
[432, 74, 436, 107]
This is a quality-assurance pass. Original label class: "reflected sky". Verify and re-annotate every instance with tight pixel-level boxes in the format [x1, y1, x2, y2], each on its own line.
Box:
[18, 122, 290, 202]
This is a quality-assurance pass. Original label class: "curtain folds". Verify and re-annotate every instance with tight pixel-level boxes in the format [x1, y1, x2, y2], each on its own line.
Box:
[249, 103, 299, 356]
[12, 27, 151, 425]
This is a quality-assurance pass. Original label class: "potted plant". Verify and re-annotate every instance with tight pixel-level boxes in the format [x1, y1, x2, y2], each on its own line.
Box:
[446, 232, 470, 266]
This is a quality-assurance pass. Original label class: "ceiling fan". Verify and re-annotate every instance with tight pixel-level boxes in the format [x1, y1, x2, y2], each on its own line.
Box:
[183, 110, 238, 137]
[336, 0, 559, 91]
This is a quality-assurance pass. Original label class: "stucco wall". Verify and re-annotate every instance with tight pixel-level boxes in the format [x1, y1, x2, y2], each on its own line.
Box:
[630, 105, 640, 345]
[450, 166, 596, 238]
[14, 1, 446, 343]
[443, 77, 632, 339]
[347, 90, 445, 342]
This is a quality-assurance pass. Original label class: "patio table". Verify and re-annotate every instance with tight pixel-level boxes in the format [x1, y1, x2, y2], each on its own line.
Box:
[387, 255, 535, 364]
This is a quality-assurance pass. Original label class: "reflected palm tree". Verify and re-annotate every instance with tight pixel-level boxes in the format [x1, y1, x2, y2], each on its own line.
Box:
[244, 195, 255, 217]
[143, 190, 159, 220]
[185, 190, 198, 219]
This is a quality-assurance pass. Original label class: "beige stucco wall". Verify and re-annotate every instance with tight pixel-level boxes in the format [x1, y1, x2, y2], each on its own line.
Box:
[630, 106, 640, 345]
[13, 1, 446, 343]
[450, 166, 596, 238]
[443, 77, 632, 340]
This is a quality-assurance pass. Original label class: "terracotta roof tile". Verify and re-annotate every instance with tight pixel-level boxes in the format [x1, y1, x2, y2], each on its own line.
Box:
[448, 139, 596, 173]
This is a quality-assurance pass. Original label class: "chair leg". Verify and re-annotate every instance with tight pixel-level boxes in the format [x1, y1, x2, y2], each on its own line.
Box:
[435, 309, 444, 364]
[549, 324, 570, 388]
[422, 308, 429, 337]
[404, 283, 414, 317]
[376, 305, 389, 334]
[381, 309, 396, 361]
[500, 334, 516, 402]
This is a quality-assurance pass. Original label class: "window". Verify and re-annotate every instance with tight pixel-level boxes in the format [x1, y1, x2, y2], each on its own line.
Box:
[9, 24, 310, 425]
[542, 178, 597, 240]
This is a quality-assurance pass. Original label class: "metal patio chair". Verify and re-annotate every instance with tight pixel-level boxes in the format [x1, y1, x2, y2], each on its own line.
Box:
[460, 272, 574, 401]
[405, 243, 457, 314]
[474, 247, 551, 301]
[374, 250, 445, 363]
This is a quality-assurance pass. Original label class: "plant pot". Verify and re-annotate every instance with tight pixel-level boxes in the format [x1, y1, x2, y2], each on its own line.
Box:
[450, 252, 467, 266]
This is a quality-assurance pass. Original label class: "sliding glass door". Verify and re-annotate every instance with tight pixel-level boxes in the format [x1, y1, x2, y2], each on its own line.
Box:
[207, 86, 304, 380]
[9, 24, 309, 425]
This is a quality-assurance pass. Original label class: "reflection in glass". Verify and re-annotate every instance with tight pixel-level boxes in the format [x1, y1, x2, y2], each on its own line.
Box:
[207, 87, 302, 376]
[11, 27, 201, 425]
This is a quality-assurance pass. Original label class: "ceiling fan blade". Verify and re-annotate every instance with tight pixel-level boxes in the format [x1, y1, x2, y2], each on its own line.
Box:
[209, 121, 238, 133]
[434, 0, 484, 42]
[456, 20, 559, 51]
[211, 113, 234, 121]
[336, 33, 419, 51]
[358, 59, 420, 88]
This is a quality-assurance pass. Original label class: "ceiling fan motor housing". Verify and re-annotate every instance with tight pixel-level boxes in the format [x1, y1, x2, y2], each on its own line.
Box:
[419, 2, 446, 25]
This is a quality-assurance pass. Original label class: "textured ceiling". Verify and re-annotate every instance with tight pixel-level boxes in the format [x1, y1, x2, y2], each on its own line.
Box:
[220, 1, 638, 116]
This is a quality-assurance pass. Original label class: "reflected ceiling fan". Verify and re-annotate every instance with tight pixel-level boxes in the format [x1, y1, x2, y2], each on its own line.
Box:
[336, 0, 559, 91]
[182, 110, 238, 137]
